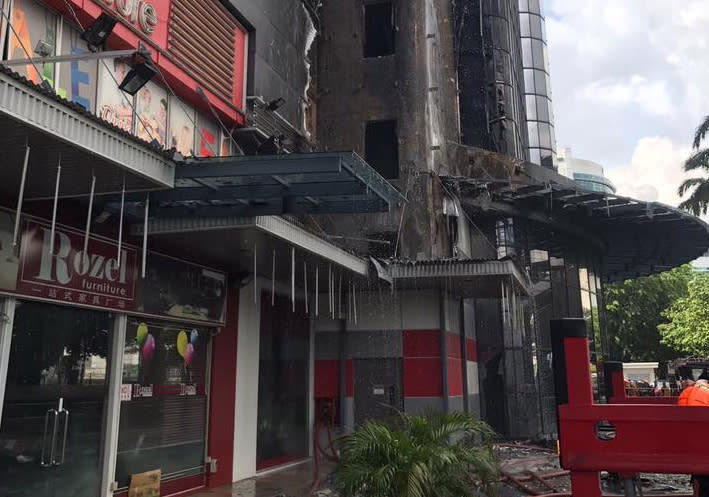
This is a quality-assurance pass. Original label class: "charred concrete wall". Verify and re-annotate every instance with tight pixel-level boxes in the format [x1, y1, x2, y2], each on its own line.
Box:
[314, 0, 462, 260]
[228, 0, 316, 133]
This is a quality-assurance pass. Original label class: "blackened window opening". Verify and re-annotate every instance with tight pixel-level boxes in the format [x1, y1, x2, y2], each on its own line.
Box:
[365, 120, 399, 179]
[364, 2, 395, 57]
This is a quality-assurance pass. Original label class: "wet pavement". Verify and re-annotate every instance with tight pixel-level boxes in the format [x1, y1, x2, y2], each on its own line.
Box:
[191, 460, 337, 497]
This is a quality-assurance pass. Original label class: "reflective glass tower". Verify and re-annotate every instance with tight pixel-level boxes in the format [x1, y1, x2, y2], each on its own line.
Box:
[519, 0, 556, 169]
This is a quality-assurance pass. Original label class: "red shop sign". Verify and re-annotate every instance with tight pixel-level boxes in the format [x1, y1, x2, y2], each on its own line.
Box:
[16, 221, 138, 310]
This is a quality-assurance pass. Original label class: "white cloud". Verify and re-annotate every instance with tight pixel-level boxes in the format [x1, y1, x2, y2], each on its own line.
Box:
[545, 0, 709, 167]
[606, 137, 690, 207]
[576, 76, 672, 117]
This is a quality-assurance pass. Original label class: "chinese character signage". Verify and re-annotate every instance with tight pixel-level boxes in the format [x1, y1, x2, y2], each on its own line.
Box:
[0, 214, 226, 325]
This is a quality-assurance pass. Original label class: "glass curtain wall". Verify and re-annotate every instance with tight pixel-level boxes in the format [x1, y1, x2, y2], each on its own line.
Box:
[519, 0, 556, 168]
[497, 219, 608, 436]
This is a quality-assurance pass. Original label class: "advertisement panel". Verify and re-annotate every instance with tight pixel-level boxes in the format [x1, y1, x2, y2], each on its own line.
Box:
[97, 59, 134, 133]
[57, 26, 99, 112]
[135, 79, 168, 147]
[0, 214, 226, 325]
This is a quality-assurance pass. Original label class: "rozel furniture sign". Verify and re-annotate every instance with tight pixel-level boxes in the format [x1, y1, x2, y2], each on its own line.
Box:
[0, 216, 227, 324]
[18, 221, 137, 309]
[97, 0, 158, 35]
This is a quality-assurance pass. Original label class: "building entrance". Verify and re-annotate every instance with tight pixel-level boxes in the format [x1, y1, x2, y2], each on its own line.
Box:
[0, 301, 111, 497]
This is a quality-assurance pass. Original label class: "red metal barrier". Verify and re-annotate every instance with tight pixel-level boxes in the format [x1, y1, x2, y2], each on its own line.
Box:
[551, 319, 709, 497]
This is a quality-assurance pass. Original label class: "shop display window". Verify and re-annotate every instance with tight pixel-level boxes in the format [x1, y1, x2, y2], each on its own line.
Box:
[115, 319, 210, 489]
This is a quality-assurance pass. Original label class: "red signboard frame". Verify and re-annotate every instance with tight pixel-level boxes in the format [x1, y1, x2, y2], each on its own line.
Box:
[44, 0, 247, 125]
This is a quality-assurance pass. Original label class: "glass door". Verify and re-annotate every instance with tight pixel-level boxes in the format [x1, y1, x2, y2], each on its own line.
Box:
[0, 301, 111, 497]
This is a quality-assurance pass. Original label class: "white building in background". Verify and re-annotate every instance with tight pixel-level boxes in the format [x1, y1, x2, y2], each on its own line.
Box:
[557, 148, 616, 194]
[693, 252, 709, 273]
[623, 362, 659, 384]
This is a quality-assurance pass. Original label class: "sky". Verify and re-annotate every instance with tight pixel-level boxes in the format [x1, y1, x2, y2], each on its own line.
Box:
[544, 0, 709, 209]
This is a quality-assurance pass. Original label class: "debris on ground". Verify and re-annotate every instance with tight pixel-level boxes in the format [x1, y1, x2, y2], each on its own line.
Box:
[492, 442, 693, 496]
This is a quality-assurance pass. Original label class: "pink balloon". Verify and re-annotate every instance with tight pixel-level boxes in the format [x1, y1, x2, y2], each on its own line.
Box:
[184, 343, 195, 367]
[142, 334, 155, 361]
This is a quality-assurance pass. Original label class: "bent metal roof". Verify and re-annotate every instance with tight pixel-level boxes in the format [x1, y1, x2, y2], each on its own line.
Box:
[446, 177, 709, 283]
[376, 258, 533, 297]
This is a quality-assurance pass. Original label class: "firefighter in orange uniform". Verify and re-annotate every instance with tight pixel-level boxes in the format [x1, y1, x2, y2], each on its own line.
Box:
[678, 379, 709, 496]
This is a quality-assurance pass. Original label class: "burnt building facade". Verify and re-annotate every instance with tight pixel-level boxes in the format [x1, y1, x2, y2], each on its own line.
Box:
[311, 0, 709, 441]
[0, 1, 707, 495]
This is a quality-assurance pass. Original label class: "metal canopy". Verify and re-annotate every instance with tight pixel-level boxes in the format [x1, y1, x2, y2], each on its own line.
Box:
[147, 152, 403, 217]
[0, 65, 174, 202]
[446, 178, 709, 283]
[383, 258, 532, 297]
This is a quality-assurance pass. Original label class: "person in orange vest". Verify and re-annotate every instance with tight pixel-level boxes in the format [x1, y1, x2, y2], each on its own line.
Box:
[678, 379, 709, 496]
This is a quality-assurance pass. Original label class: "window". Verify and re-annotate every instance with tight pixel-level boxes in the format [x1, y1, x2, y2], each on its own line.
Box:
[116, 319, 210, 489]
[365, 120, 399, 179]
[364, 2, 395, 58]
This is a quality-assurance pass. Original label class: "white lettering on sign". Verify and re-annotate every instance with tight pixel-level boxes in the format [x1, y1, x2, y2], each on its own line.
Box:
[120, 384, 133, 402]
[98, 0, 158, 35]
[180, 384, 197, 396]
[35, 228, 129, 295]
[133, 384, 154, 398]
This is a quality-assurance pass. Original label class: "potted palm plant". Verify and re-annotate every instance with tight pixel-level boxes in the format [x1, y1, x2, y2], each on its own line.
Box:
[337, 411, 499, 497]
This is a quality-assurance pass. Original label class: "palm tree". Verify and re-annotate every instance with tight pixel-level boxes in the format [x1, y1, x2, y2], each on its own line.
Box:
[678, 116, 709, 216]
[336, 411, 499, 497]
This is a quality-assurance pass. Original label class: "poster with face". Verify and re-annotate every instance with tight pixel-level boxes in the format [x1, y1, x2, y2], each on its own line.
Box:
[195, 112, 219, 157]
[135, 80, 168, 147]
[97, 59, 134, 133]
[168, 95, 195, 157]
[8, 0, 56, 85]
[58, 27, 98, 112]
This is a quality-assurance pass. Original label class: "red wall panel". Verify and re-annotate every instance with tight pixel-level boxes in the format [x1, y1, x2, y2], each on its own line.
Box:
[466, 338, 478, 362]
[446, 332, 461, 358]
[447, 358, 464, 396]
[402, 330, 440, 358]
[403, 358, 442, 397]
[314, 359, 353, 398]
[206, 285, 239, 488]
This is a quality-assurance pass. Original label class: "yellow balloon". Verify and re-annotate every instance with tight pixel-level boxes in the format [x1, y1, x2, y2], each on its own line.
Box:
[177, 330, 188, 358]
[136, 323, 149, 347]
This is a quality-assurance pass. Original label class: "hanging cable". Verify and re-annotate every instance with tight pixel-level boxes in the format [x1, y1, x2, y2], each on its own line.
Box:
[304, 261, 308, 314]
[253, 243, 257, 304]
[291, 247, 295, 312]
[49, 158, 62, 256]
[328, 265, 332, 317]
[83, 175, 96, 259]
[117, 176, 125, 267]
[196, 86, 244, 155]
[13, 144, 30, 248]
[141, 194, 149, 278]
[338, 273, 342, 319]
[353, 281, 358, 324]
[271, 249, 276, 306]
[347, 278, 351, 323]
[436, 175, 498, 254]
[315, 265, 319, 317]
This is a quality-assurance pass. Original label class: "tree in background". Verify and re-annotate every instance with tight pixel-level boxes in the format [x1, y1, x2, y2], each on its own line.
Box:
[659, 273, 709, 356]
[604, 265, 692, 363]
[679, 115, 709, 215]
